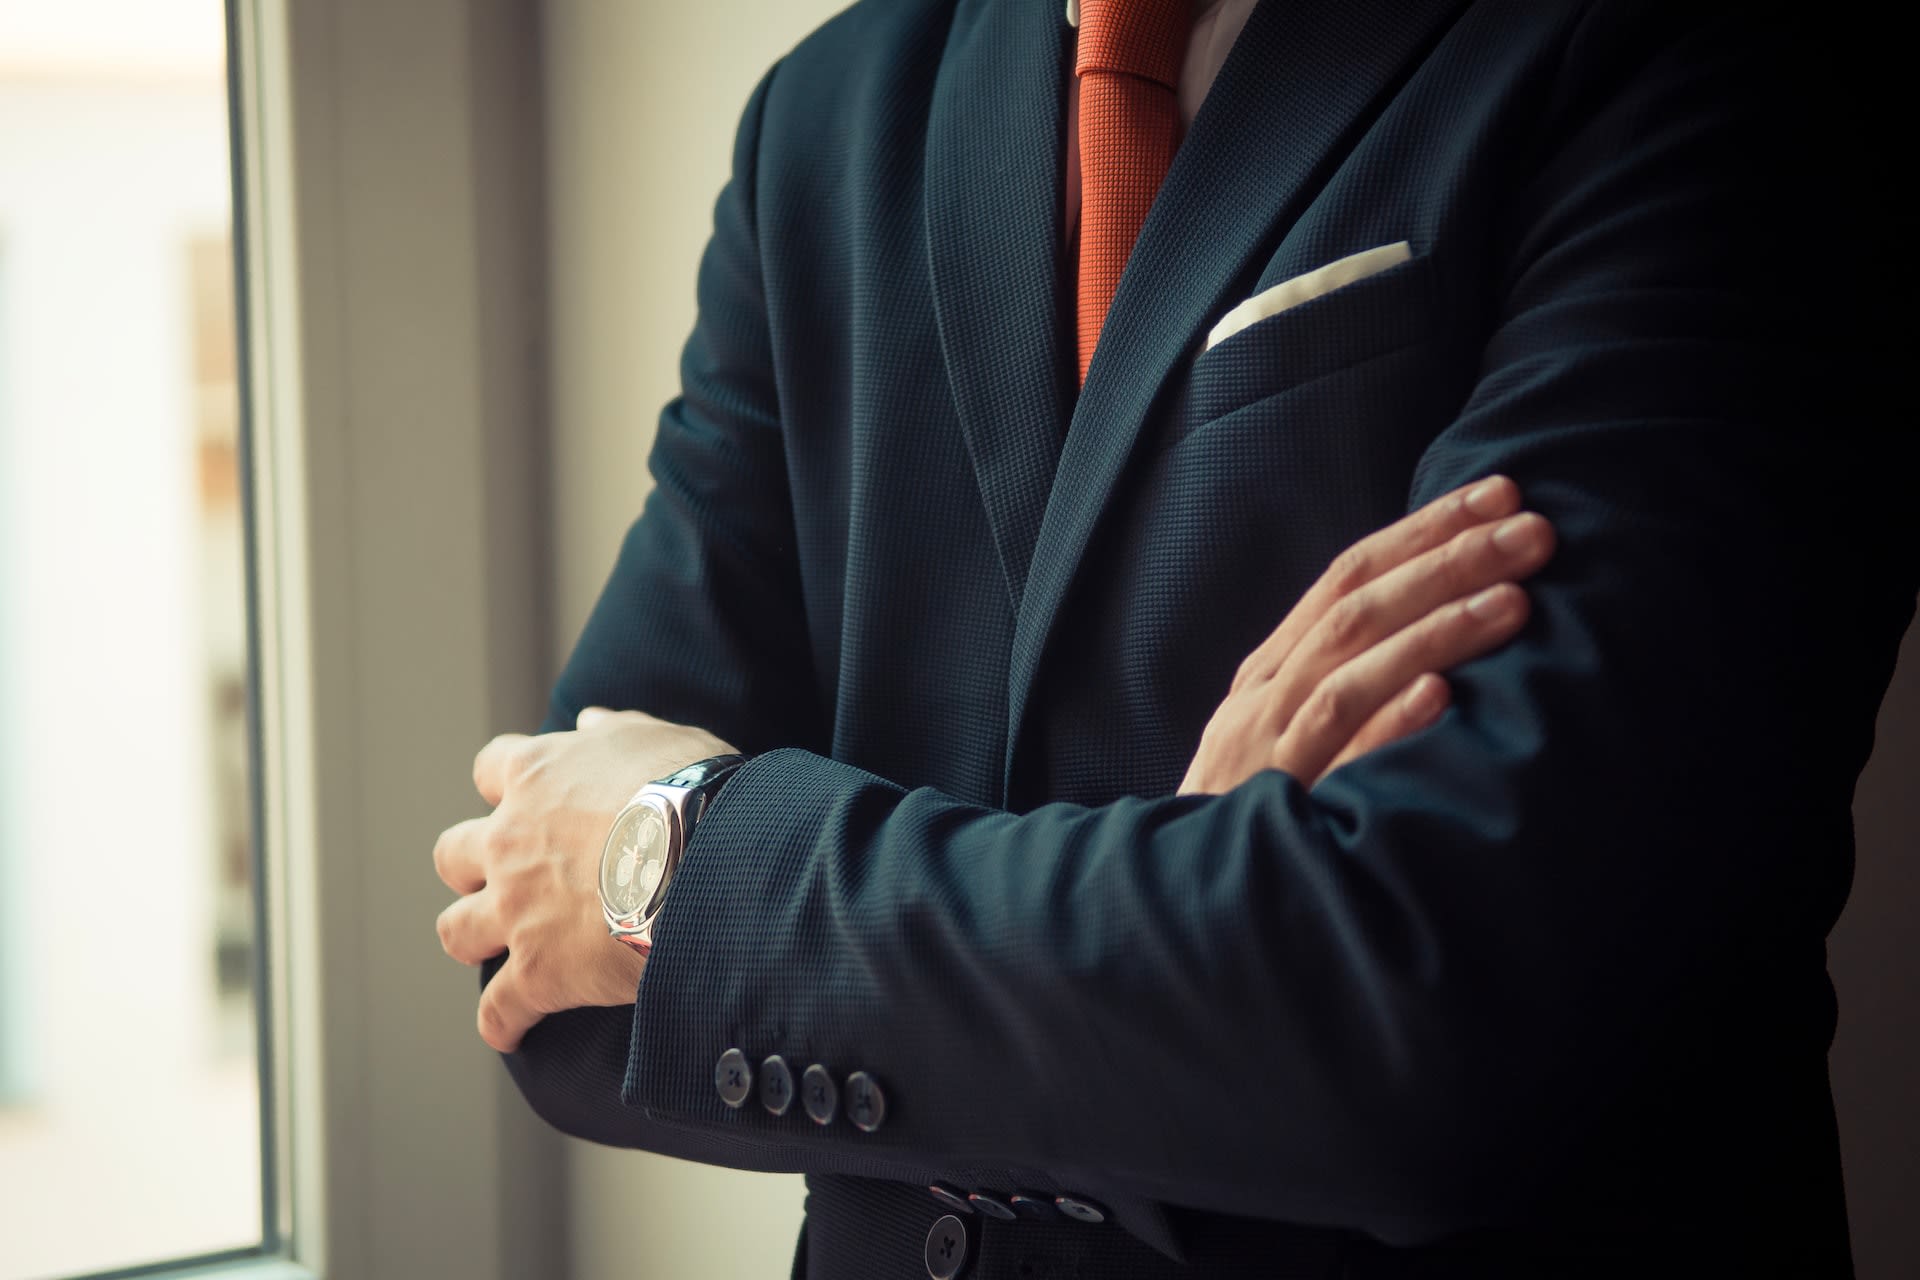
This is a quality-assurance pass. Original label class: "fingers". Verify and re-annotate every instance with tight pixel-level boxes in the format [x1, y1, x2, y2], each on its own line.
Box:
[436, 891, 507, 966]
[1235, 474, 1522, 692]
[476, 958, 545, 1054]
[432, 816, 489, 894]
[472, 732, 532, 807]
[1262, 508, 1555, 729]
[1315, 673, 1450, 784]
[1274, 582, 1531, 785]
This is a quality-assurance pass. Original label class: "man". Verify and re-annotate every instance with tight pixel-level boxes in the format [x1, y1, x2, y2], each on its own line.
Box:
[433, 0, 1912, 1275]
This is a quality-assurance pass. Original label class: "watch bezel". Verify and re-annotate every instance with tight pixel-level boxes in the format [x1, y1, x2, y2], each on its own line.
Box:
[599, 790, 683, 940]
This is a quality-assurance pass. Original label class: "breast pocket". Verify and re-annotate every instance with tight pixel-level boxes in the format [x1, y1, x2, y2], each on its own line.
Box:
[1169, 249, 1440, 444]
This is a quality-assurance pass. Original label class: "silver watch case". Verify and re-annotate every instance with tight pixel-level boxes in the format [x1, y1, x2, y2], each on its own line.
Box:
[597, 781, 697, 955]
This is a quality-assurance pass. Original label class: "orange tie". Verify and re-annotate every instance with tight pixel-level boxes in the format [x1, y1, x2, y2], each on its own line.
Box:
[1075, 0, 1187, 385]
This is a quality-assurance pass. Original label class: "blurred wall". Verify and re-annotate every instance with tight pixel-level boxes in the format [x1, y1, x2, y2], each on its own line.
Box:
[537, 5, 1919, 1279]
[541, 2, 846, 1277]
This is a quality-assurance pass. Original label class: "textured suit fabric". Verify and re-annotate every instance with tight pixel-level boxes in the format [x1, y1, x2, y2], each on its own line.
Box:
[490, 1, 1913, 1275]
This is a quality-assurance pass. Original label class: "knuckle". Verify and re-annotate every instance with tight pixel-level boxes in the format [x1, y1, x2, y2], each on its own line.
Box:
[1409, 495, 1460, 545]
[1439, 528, 1479, 583]
[1303, 682, 1351, 736]
[1258, 677, 1297, 734]
[1401, 640, 1441, 684]
[1325, 546, 1371, 597]
[477, 734, 541, 791]
[1408, 608, 1458, 658]
[481, 820, 516, 859]
[514, 946, 544, 987]
[1322, 595, 1372, 652]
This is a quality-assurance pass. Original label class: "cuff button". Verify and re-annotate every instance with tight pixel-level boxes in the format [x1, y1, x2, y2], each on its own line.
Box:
[1008, 1192, 1057, 1221]
[713, 1048, 753, 1109]
[845, 1070, 886, 1133]
[802, 1062, 839, 1125]
[966, 1192, 1016, 1221]
[759, 1054, 793, 1116]
[928, 1183, 973, 1215]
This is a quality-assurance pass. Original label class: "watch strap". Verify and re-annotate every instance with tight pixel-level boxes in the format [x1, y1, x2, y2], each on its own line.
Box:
[656, 752, 747, 793]
[657, 753, 747, 835]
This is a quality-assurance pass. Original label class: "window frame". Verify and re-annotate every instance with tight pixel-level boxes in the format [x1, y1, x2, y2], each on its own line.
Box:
[47, 1, 566, 1277]
[240, 0, 565, 1275]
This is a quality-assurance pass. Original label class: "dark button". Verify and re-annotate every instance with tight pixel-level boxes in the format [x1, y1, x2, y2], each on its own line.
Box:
[845, 1070, 886, 1132]
[802, 1062, 838, 1125]
[924, 1214, 970, 1280]
[928, 1183, 974, 1215]
[1054, 1194, 1107, 1224]
[966, 1191, 1016, 1221]
[759, 1054, 793, 1116]
[714, 1048, 752, 1109]
[1008, 1192, 1058, 1221]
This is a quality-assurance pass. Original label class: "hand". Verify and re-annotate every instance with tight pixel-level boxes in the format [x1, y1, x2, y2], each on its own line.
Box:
[432, 706, 737, 1052]
[1179, 474, 1555, 795]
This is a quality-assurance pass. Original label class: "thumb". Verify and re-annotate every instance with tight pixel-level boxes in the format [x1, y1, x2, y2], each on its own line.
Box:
[576, 705, 613, 731]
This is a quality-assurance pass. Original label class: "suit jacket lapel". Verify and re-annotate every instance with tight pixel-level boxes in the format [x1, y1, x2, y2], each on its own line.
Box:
[1003, 0, 1468, 795]
[925, 0, 1076, 610]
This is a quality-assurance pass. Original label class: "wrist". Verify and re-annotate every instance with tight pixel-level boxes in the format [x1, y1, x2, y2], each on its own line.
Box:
[596, 752, 746, 956]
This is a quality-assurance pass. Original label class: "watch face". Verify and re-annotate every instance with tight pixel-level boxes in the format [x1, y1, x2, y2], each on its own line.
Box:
[600, 798, 672, 921]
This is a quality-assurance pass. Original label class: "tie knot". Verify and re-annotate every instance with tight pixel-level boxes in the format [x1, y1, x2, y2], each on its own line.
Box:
[1075, 0, 1189, 90]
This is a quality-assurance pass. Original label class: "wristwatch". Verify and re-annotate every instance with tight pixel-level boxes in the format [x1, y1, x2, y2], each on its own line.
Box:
[597, 753, 746, 955]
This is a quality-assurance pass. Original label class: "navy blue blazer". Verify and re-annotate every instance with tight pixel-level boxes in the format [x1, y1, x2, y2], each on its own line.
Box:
[490, 1, 1913, 1275]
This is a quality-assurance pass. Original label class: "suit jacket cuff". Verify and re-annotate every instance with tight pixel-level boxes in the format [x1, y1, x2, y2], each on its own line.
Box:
[625, 747, 884, 1117]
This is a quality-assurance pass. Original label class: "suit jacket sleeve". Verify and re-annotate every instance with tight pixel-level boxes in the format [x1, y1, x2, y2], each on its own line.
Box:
[506, 9, 1914, 1244]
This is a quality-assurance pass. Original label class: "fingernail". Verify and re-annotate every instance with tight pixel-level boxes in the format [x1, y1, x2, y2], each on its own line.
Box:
[1464, 476, 1510, 517]
[1466, 584, 1518, 621]
[1492, 513, 1543, 556]
[1403, 676, 1445, 720]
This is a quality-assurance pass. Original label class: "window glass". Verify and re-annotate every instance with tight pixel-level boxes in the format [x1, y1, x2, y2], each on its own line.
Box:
[0, 3, 263, 1275]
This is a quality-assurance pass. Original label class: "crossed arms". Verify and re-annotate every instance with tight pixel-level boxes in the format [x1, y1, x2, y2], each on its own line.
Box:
[427, 9, 1908, 1248]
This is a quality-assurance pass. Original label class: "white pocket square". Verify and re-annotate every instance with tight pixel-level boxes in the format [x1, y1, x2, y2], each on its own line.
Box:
[1204, 241, 1413, 352]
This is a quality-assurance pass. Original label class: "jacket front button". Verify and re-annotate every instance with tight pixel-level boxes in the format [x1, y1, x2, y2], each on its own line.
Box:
[924, 1214, 970, 1279]
[759, 1055, 794, 1116]
[802, 1063, 839, 1125]
[713, 1048, 753, 1109]
[845, 1070, 886, 1132]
